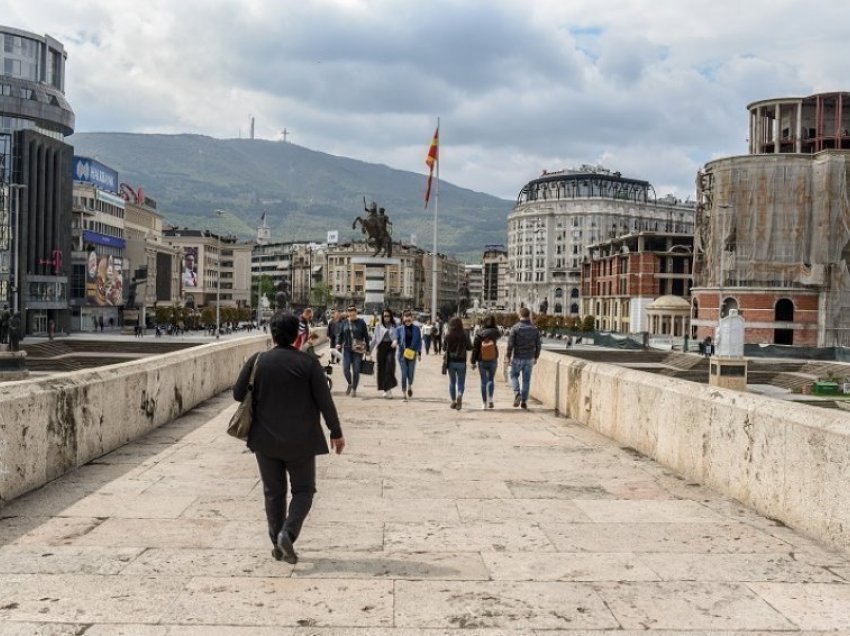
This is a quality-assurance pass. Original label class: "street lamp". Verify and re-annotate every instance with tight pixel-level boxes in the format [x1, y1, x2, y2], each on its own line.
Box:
[214, 210, 224, 339]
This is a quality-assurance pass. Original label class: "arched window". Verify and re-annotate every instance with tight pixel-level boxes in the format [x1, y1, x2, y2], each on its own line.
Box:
[554, 303, 563, 314]
[570, 303, 579, 314]
[554, 287, 563, 298]
[775, 298, 794, 322]
[570, 288, 579, 298]
[721, 297, 738, 318]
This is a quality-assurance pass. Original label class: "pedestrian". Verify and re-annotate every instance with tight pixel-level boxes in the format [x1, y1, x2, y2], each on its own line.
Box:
[337, 305, 370, 397]
[703, 336, 713, 357]
[98, 316, 104, 332]
[48, 319, 55, 341]
[293, 307, 313, 350]
[422, 318, 433, 354]
[442, 316, 472, 410]
[233, 311, 345, 564]
[396, 309, 422, 401]
[470, 314, 501, 410]
[506, 307, 542, 410]
[371, 308, 399, 398]
[432, 316, 443, 354]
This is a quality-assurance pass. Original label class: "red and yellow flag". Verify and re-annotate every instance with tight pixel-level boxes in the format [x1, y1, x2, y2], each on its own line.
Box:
[424, 126, 439, 208]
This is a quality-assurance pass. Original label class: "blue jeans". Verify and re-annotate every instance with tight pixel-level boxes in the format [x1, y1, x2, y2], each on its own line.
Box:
[398, 356, 417, 390]
[342, 347, 363, 390]
[510, 358, 534, 401]
[477, 360, 498, 403]
[447, 362, 467, 401]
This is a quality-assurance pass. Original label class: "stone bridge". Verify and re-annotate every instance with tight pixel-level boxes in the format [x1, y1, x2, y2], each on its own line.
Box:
[0, 339, 848, 632]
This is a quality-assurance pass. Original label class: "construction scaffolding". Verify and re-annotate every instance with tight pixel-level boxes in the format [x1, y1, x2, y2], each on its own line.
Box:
[694, 152, 850, 346]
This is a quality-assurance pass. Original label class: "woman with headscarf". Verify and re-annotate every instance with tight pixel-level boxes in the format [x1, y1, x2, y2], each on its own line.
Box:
[370, 307, 399, 398]
[233, 311, 345, 564]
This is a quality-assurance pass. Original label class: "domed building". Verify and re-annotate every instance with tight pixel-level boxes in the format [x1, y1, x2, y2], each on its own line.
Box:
[507, 165, 695, 317]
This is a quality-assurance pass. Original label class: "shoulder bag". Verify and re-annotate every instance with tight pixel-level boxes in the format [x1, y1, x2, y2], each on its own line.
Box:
[227, 353, 262, 440]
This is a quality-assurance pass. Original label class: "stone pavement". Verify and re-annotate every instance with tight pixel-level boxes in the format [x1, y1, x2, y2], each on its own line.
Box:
[1, 349, 849, 634]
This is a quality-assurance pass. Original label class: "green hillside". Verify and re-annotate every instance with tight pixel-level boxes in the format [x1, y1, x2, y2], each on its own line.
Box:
[69, 133, 512, 261]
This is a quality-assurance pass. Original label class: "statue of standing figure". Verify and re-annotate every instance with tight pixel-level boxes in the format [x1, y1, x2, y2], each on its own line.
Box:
[8, 312, 22, 352]
[0, 304, 9, 345]
[353, 198, 393, 257]
[457, 279, 471, 317]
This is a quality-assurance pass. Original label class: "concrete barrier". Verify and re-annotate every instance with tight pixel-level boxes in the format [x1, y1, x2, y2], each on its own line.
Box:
[0, 335, 271, 507]
[530, 351, 850, 553]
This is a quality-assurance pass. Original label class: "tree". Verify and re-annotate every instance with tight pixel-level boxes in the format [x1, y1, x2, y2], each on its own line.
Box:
[200, 307, 215, 326]
[154, 305, 172, 326]
[581, 315, 596, 332]
[251, 275, 277, 308]
[310, 282, 333, 312]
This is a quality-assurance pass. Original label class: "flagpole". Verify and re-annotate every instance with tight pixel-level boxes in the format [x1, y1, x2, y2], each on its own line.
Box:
[431, 117, 440, 320]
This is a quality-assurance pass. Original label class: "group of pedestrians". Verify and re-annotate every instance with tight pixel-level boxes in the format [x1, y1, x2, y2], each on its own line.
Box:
[232, 305, 543, 566]
[327, 306, 424, 401]
[441, 307, 541, 410]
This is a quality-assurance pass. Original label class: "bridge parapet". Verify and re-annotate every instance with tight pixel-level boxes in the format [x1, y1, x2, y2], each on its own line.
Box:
[531, 351, 850, 554]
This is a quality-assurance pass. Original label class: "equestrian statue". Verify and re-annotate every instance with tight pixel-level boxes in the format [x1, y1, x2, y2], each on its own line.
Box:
[353, 198, 393, 257]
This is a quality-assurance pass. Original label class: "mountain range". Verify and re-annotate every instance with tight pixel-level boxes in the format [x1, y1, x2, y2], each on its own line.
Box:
[69, 133, 514, 261]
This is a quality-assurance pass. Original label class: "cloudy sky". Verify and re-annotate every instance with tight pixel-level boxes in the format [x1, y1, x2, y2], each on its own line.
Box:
[7, 0, 850, 200]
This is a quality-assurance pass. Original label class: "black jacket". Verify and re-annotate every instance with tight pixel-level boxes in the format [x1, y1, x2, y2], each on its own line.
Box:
[233, 345, 342, 461]
[507, 319, 542, 360]
[443, 332, 472, 364]
[470, 327, 502, 364]
[338, 318, 370, 350]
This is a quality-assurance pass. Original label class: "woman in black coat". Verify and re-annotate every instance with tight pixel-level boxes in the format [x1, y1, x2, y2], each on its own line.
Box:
[234, 312, 345, 564]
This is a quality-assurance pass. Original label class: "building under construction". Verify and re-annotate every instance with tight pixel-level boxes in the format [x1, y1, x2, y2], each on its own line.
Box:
[692, 91, 850, 347]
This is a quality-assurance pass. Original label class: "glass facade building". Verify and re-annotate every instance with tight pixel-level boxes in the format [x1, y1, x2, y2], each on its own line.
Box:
[0, 26, 74, 334]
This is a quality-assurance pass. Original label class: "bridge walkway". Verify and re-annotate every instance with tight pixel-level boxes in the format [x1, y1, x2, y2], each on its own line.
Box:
[1, 349, 848, 633]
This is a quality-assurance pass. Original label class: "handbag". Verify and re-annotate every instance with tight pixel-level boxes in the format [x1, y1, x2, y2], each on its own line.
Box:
[352, 338, 367, 354]
[403, 347, 416, 361]
[360, 358, 375, 375]
[227, 352, 262, 440]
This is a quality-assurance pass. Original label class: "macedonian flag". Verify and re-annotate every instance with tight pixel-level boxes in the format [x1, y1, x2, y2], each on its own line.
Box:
[424, 126, 439, 208]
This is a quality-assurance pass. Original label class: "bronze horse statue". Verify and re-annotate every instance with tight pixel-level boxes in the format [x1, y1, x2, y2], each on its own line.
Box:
[353, 199, 393, 257]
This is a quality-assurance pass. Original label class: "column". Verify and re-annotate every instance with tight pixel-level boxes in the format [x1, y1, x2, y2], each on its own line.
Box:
[774, 103, 781, 153]
[796, 100, 803, 153]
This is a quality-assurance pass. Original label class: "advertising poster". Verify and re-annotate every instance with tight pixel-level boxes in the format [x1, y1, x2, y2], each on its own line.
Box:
[85, 250, 124, 306]
[182, 247, 198, 288]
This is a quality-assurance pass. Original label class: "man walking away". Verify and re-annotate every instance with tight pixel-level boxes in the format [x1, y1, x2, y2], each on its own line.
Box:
[506, 307, 542, 410]
[233, 312, 345, 564]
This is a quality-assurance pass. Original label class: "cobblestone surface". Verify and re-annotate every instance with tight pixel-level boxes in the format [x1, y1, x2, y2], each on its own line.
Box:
[1, 349, 849, 633]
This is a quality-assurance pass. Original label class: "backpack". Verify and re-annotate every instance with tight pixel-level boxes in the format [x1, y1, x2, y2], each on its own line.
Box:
[430, 324, 439, 337]
[480, 338, 497, 361]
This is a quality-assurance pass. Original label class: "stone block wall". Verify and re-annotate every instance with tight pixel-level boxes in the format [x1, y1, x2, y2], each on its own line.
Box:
[0, 335, 271, 507]
[530, 351, 850, 553]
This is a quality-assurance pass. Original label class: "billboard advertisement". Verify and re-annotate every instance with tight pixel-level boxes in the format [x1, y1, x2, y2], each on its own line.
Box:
[73, 156, 119, 194]
[85, 250, 124, 306]
[182, 247, 199, 288]
[327, 230, 339, 244]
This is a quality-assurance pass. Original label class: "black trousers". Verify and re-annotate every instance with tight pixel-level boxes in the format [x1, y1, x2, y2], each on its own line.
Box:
[255, 452, 316, 545]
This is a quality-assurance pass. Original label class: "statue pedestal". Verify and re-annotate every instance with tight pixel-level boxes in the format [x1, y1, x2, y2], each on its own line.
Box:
[0, 348, 29, 381]
[351, 257, 400, 313]
[708, 356, 748, 392]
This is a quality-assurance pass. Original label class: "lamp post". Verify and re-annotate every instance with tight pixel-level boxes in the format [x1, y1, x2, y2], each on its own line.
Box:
[8, 184, 27, 314]
[214, 210, 224, 339]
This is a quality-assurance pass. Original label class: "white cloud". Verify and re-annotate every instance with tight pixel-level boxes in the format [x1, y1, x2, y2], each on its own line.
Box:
[7, 0, 850, 200]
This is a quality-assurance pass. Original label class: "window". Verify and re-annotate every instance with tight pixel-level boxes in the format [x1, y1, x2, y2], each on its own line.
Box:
[4, 59, 22, 76]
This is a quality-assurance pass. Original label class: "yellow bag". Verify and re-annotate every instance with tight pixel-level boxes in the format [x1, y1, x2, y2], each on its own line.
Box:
[403, 347, 416, 360]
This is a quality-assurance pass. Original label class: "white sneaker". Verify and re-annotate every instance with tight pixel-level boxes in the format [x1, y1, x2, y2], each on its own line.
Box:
[385, 390, 393, 399]
[480, 403, 487, 410]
